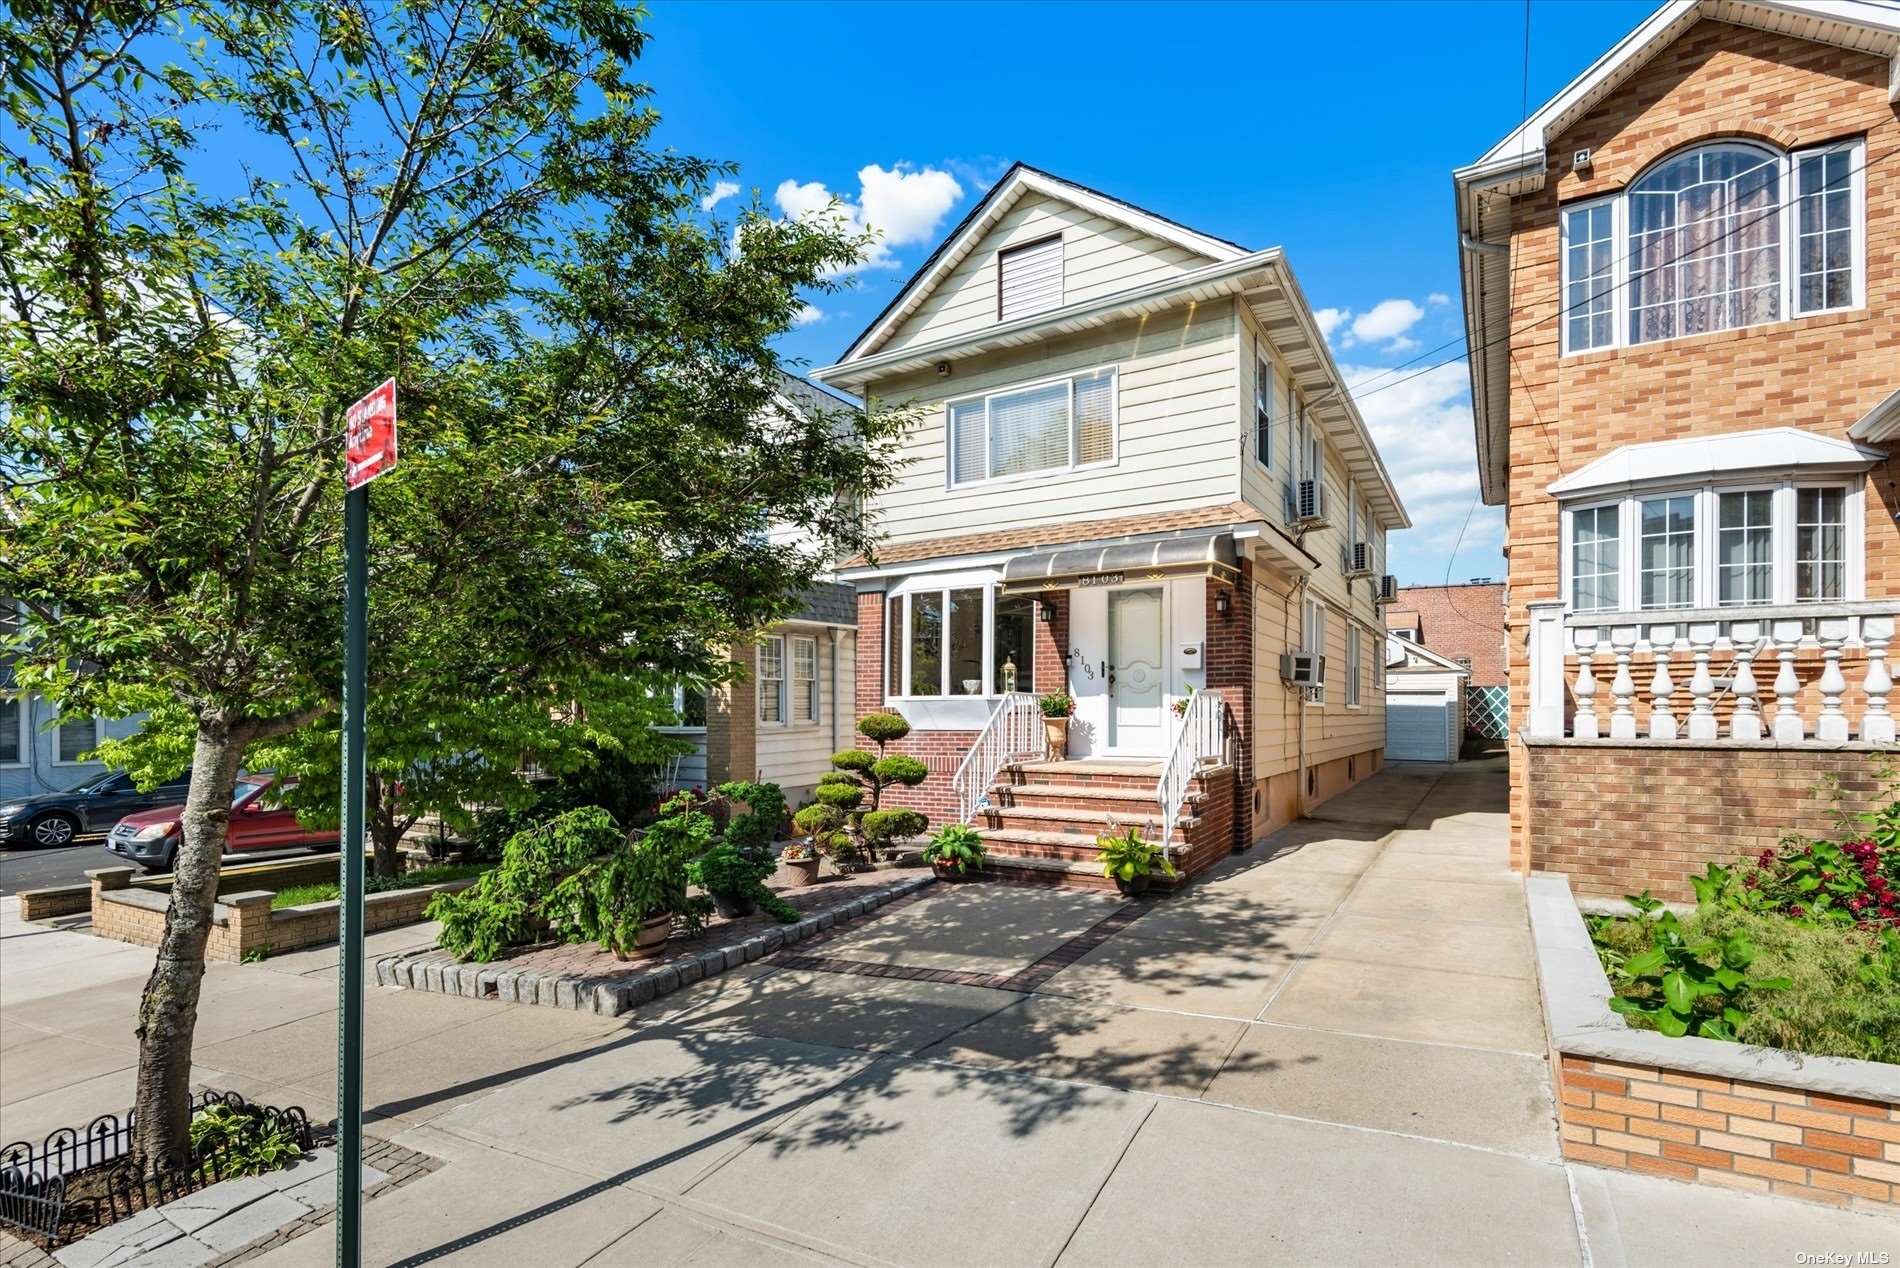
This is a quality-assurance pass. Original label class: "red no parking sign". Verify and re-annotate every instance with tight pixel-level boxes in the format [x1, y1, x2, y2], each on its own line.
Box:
[344, 378, 397, 490]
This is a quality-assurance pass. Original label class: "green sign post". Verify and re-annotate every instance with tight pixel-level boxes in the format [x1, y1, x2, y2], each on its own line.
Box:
[339, 379, 395, 1267]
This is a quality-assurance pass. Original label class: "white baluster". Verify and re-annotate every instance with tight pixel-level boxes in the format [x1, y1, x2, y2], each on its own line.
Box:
[1862, 615, 1895, 744]
[1771, 619, 1806, 743]
[1648, 624, 1678, 740]
[1572, 627, 1600, 739]
[1609, 625, 1639, 740]
[1816, 616, 1851, 743]
[1729, 620, 1762, 741]
[1686, 622, 1719, 740]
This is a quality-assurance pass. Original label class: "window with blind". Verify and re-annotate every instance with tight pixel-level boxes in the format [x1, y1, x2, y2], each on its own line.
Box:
[997, 235, 1063, 320]
[758, 637, 784, 724]
[57, 716, 97, 763]
[792, 636, 819, 723]
[0, 696, 19, 765]
[946, 368, 1116, 486]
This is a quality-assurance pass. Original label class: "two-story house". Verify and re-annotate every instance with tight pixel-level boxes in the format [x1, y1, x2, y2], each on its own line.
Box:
[1453, 0, 1900, 899]
[812, 165, 1410, 886]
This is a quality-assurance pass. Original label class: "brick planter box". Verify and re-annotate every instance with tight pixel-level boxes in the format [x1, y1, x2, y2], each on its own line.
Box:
[85, 866, 475, 962]
[1528, 874, 1900, 1213]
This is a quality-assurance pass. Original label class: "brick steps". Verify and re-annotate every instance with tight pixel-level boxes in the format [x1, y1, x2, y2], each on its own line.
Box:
[980, 804, 1174, 837]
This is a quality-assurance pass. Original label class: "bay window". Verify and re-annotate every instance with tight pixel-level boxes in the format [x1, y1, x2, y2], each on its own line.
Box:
[946, 368, 1116, 486]
[886, 583, 1040, 699]
[1559, 138, 1864, 355]
[1562, 479, 1861, 614]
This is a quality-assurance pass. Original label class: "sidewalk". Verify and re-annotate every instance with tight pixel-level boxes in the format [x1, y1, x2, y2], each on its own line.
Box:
[5, 761, 1896, 1265]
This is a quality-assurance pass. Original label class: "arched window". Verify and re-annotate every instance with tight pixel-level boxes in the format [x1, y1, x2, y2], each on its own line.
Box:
[1559, 136, 1863, 354]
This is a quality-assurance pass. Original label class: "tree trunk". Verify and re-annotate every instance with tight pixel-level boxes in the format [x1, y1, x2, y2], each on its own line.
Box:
[368, 773, 403, 879]
[132, 717, 249, 1167]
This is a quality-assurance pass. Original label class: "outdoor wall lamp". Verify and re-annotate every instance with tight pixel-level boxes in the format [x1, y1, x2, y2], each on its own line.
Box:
[1039, 600, 1057, 623]
[1215, 589, 1232, 618]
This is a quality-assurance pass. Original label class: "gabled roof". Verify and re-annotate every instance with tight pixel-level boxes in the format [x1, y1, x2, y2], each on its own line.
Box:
[1452, 0, 1900, 506]
[837, 163, 1249, 364]
[1547, 427, 1884, 497]
[1386, 634, 1471, 676]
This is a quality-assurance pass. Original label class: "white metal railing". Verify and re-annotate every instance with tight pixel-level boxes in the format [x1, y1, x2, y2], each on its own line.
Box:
[1526, 601, 1897, 743]
[952, 692, 1044, 824]
[1158, 688, 1229, 853]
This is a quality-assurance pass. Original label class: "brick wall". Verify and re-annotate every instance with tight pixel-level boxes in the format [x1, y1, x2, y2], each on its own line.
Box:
[1497, 20, 1900, 866]
[1206, 567, 1252, 851]
[1556, 1055, 1900, 1211]
[1394, 583, 1505, 686]
[1523, 741, 1889, 900]
[707, 641, 756, 785]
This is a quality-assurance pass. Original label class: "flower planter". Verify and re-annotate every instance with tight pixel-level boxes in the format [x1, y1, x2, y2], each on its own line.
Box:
[775, 855, 821, 887]
[1043, 716, 1070, 761]
[933, 862, 981, 882]
[710, 889, 757, 919]
[1113, 873, 1152, 897]
[614, 912, 673, 960]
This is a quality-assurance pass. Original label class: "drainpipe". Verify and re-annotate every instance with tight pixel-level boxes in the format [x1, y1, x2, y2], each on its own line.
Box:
[1461, 232, 1508, 257]
[1292, 575, 1312, 821]
[828, 627, 844, 753]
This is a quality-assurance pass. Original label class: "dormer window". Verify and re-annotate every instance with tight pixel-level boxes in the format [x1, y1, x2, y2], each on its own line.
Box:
[1560, 137, 1863, 355]
[997, 235, 1063, 321]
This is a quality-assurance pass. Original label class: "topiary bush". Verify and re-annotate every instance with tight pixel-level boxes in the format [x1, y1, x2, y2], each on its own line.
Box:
[716, 780, 786, 863]
[429, 807, 623, 962]
[862, 808, 928, 850]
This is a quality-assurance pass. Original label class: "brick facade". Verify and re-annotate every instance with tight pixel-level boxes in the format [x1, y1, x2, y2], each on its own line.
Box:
[1523, 740, 1890, 901]
[706, 644, 756, 787]
[1392, 583, 1505, 686]
[1496, 20, 1900, 868]
[1206, 567, 1252, 851]
[1555, 1054, 1900, 1211]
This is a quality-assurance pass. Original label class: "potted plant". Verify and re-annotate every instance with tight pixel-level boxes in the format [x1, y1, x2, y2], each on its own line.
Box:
[922, 823, 987, 880]
[1096, 825, 1177, 896]
[774, 835, 823, 887]
[1039, 690, 1075, 760]
[547, 795, 712, 960]
[689, 842, 772, 918]
[1171, 682, 1196, 718]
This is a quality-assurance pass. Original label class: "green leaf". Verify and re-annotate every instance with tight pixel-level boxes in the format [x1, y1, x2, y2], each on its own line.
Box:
[1662, 970, 1695, 1014]
[1656, 1010, 1691, 1038]
[1623, 948, 1666, 978]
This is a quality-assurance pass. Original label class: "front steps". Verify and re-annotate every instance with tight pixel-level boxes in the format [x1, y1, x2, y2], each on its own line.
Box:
[973, 759, 1220, 890]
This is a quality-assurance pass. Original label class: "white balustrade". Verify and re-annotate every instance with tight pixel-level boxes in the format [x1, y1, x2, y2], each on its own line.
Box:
[951, 693, 1043, 825]
[1158, 689, 1229, 855]
[1523, 601, 1900, 747]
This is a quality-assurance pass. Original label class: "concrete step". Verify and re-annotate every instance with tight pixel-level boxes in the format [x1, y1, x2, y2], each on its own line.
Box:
[973, 851, 1121, 892]
[976, 825, 1194, 863]
[980, 804, 1177, 838]
[987, 784, 1205, 819]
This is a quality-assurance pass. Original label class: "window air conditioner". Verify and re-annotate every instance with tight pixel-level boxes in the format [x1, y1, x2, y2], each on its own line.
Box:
[1279, 652, 1325, 686]
[1348, 542, 1372, 577]
[1375, 575, 1398, 604]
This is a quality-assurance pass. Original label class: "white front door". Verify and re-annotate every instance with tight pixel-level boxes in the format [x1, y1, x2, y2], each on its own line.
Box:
[1107, 587, 1167, 754]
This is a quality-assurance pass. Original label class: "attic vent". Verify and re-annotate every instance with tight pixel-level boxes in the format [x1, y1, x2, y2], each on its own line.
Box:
[998, 235, 1063, 321]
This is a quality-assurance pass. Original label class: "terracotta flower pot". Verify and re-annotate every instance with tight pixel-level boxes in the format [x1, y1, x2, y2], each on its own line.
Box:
[775, 856, 821, 888]
[710, 889, 757, 919]
[933, 861, 980, 882]
[1043, 716, 1070, 760]
[615, 912, 673, 960]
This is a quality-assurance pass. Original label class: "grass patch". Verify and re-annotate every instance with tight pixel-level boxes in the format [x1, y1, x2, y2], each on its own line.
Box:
[1591, 907, 1900, 1063]
[269, 862, 486, 909]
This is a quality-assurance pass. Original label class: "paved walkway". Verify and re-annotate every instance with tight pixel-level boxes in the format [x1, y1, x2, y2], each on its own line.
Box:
[4, 759, 1896, 1266]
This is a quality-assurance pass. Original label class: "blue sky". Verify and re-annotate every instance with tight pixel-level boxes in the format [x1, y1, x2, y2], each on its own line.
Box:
[637, 0, 1658, 586]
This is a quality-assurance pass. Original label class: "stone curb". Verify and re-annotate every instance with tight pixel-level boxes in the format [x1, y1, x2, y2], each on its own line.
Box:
[372, 874, 936, 1017]
[1527, 872, 1900, 1103]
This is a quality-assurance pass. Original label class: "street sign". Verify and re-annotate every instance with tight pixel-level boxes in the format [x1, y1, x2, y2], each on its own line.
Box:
[344, 378, 397, 490]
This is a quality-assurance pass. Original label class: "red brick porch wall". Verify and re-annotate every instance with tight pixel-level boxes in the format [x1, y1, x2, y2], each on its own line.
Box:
[1523, 741, 1891, 901]
[1206, 564, 1252, 853]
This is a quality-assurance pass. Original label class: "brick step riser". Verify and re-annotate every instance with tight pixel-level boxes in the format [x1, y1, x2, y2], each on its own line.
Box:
[982, 839, 1115, 863]
[987, 789, 1192, 815]
[979, 811, 1168, 838]
[1004, 770, 1163, 791]
[978, 860, 1122, 892]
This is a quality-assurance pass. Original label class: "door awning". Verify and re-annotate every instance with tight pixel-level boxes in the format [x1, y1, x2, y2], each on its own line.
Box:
[999, 530, 1239, 594]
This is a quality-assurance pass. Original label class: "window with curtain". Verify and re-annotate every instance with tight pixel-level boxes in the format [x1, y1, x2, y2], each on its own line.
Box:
[886, 595, 904, 698]
[1571, 504, 1620, 612]
[1796, 487, 1846, 601]
[792, 637, 819, 723]
[1717, 490, 1774, 606]
[757, 637, 784, 723]
[1797, 144, 1855, 314]
[0, 697, 18, 765]
[946, 369, 1116, 485]
[1639, 494, 1695, 610]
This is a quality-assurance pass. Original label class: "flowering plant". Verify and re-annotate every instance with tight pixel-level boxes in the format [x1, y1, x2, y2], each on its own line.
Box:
[1692, 835, 1898, 932]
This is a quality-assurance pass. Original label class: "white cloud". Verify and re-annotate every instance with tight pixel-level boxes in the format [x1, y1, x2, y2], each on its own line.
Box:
[1314, 307, 1351, 341]
[1386, 335, 1419, 354]
[1427, 292, 1451, 306]
[773, 163, 964, 272]
[1350, 298, 1426, 345]
[792, 303, 824, 328]
[700, 181, 741, 213]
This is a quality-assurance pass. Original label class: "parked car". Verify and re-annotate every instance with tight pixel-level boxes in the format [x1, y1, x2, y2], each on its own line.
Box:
[107, 775, 337, 872]
[0, 770, 192, 848]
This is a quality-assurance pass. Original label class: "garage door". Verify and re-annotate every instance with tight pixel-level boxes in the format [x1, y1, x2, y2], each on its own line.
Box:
[1387, 694, 1451, 761]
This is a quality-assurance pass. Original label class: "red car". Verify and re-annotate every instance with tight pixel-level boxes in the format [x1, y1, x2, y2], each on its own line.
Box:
[105, 775, 337, 872]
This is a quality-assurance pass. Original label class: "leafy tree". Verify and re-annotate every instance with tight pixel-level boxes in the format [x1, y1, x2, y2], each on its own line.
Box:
[0, 0, 903, 1163]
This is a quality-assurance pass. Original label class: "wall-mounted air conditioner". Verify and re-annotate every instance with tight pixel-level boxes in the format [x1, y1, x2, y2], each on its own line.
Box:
[1279, 652, 1325, 686]
[1347, 542, 1372, 577]
[1375, 575, 1398, 604]
[1285, 478, 1328, 528]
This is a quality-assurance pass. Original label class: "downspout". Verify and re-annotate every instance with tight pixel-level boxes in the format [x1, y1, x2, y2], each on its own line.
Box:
[828, 627, 844, 754]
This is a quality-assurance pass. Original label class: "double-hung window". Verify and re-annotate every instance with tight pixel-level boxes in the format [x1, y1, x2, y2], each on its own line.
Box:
[1795, 487, 1846, 602]
[757, 636, 785, 724]
[1345, 625, 1362, 707]
[792, 636, 819, 723]
[1302, 597, 1328, 705]
[1638, 494, 1695, 609]
[947, 368, 1116, 486]
[885, 584, 1038, 700]
[1716, 489, 1774, 606]
[1560, 137, 1865, 355]
[0, 696, 20, 766]
[1254, 355, 1275, 468]
[55, 716, 99, 764]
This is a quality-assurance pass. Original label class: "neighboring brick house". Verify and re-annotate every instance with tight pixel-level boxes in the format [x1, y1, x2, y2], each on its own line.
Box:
[1452, 0, 1900, 890]
[1389, 581, 1508, 738]
[812, 164, 1410, 885]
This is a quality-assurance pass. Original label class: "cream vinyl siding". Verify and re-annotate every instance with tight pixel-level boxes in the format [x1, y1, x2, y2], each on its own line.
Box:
[1248, 569, 1387, 780]
[866, 301, 1240, 545]
[755, 628, 855, 802]
[882, 192, 1215, 353]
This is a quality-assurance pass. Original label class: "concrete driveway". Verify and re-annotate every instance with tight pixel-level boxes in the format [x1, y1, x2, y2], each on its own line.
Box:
[4, 758, 1896, 1266]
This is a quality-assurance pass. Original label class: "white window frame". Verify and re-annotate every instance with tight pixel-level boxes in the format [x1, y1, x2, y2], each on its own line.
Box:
[1302, 596, 1327, 706]
[1559, 137, 1866, 357]
[944, 366, 1119, 490]
[791, 635, 820, 725]
[885, 571, 1038, 702]
[1345, 624, 1362, 708]
[1636, 491, 1697, 611]
[655, 683, 707, 734]
[757, 636, 785, 725]
[1253, 350, 1275, 471]
[0, 693, 23, 767]
[1559, 477, 1864, 614]
[997, 233, 1064, 321]
[52, 714, 102, 766]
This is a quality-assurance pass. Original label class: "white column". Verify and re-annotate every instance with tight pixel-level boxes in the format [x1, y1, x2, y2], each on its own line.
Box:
[1648, 624, 1678, 741]
[1609, 625, 1639, 740]
[1686, 622, 1719, 740]
[1572, 627, 1601, 740]
[1729, 620, 1762, 741]
[1526, 602, 1565, 738]
[1816, 616, 1851, 743]
[1771, 619, 1806, 743]
[1862, 615, 1894, 744]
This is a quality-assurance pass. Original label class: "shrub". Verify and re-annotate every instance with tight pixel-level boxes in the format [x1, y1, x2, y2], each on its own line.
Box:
[829, 749, 876, 773]
[1096, 826, 1176, 885]
[547, 796, 712, 955]
[861, 808, 927, 848]
[687, 841, 798, 923]
[430, 807, 621, 962]
[813, 781, 864, 810]
[856, 712, 910, 745]
[809, 713, 931, 859]
[1039, 691, 1074, 719]
[922, 824, 986, 874]
[870, 754, 927, 787]
[716, 780, 786, 861]
[189, 1102, 304, 1178]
